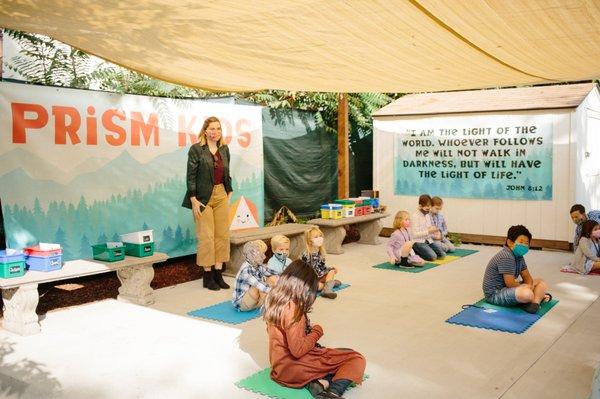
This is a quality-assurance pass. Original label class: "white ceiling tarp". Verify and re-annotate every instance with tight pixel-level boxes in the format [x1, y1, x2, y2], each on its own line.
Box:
[1, 0, 599, 92]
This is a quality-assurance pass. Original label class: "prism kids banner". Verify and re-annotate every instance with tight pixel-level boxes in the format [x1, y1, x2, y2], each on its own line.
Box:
[377, 114, 553, 200]
[0, 82, 264, 260]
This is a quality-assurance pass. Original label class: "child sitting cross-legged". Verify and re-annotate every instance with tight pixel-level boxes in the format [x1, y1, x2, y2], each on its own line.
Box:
[232, 240, 278, 312]
[570, 220, 600, 274]
[301, 227, 341, 299]
[264, 259, 366, 399]
[430, 196, 455, 253]
[267, 234, 292, 274]
[386, 210, 425, 267]
[482, 225, 550, 314]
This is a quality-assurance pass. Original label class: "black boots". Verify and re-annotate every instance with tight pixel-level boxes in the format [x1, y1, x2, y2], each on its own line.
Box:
[212, 266, 230, 289]
[202, 268, 220, 291]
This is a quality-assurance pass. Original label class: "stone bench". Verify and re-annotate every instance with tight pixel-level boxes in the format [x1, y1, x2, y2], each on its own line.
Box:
[227, 224, 315, 276]
[0, 252, 168, 336]
[308, 213, 390, 254]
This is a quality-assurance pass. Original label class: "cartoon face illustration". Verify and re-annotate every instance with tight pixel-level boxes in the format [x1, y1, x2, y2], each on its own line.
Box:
[235, 212, 252, 226]
[229, 196, 259, 230]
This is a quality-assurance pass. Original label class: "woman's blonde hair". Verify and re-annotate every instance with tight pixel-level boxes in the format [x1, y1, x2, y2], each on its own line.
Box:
[263, 259, 318, 327]
[270, 235, 290, 250]
[198, 116, 224, 147]
[304, 226, 326, 257]
[393, 210, 410, 229]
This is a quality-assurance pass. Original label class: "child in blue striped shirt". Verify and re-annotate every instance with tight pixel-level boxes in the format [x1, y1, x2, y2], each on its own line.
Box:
[430, 196, 455, 253]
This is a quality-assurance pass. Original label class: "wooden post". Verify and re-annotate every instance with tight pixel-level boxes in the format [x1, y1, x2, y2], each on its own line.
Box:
[337, 93, 349, 198]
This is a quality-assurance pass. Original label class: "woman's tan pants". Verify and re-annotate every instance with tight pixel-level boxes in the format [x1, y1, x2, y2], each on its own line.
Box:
[194, 184, 230, 268]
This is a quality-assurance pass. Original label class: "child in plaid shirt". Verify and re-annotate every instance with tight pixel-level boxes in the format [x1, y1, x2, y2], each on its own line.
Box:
[430, 196, 455, 253]
[301, 227, 341, 300]
[232, 240, 278, 311]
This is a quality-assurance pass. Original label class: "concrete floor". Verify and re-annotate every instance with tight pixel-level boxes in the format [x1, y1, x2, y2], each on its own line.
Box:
[0, 242, 599, 399]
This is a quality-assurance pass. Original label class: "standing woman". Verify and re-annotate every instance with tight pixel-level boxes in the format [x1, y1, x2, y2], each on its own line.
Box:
[182, 116, 233, 291]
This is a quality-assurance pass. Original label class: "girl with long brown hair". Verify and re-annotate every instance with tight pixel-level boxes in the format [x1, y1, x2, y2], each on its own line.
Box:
[570, 220, 600, 274]
[264, 260, 365, 399]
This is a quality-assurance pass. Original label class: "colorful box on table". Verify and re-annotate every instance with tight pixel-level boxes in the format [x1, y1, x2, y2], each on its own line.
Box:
[120, 230, 155, 257]
[0, 250, 26, 278]
[320, 204, 343, 219]
[120, 230, 153, 244]
[124, 242, 155, 257]
[92, 243, 125, 262]
[333, 200, 356, 218]
[361, 190, 380, 199]
[24, 245, 63, 272]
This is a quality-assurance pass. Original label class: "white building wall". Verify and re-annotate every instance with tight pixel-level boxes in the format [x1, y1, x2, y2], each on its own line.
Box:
[373, 109, 574, 242]
[573, 87, 600, 211]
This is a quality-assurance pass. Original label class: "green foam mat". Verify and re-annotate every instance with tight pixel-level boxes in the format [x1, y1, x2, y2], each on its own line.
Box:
[475, 298, 558, 317]
[236, 368, 367, 399]
[372, 261, 438, 273]
[450, 248, 479, 257]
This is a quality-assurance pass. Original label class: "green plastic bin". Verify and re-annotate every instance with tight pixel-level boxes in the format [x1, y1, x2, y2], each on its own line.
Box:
[334, 199, 356, 205]
[124, 242, 154, 257]
[0, 260, 26, 278]
[92, 244, 125, 262]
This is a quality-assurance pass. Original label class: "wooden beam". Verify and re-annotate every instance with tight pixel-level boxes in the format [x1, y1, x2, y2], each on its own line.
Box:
[337, 93, 349, 198]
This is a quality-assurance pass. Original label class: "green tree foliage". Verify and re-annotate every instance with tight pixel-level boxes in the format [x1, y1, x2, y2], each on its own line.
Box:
[4, 29, 91, 88]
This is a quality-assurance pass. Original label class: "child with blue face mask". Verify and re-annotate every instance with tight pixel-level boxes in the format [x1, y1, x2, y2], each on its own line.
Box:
[267, 235, 292, 274]
[482, 225, 551, 314]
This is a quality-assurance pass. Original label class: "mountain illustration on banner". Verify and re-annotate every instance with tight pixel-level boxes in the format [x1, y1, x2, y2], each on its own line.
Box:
[229, 196, 259, 230]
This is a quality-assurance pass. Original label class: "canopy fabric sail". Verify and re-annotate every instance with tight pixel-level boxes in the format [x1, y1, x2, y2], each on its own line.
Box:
[1, 0, 599, 92]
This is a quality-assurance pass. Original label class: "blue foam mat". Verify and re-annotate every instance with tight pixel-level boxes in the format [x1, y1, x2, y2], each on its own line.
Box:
[187, 301, 261, 325]
[318, 283, 350, 296]
[187, 284, 350, 325]
[446, 305, 541, 334]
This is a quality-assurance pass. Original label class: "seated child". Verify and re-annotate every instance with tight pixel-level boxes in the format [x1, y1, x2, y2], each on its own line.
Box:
[264, 259, 366, 399]
[232, 240, 278, 312]
[430, 196, 455, 253]
[267, 234, 292, 274]
[411, 194, 446, 261]
[386, 210, 425, 267]
[482, 225, 549, 314]
[570, 220, 600, 274]
[301, 226, 340, 299]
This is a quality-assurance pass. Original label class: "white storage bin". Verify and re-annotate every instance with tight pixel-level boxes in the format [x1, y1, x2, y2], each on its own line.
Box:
[120, 230, 154, 244]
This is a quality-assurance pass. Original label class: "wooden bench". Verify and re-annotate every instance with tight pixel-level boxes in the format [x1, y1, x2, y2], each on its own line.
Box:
[227, 224, 315, 276]
[308, 213, 390, 254]
[0, 252, 168, 336]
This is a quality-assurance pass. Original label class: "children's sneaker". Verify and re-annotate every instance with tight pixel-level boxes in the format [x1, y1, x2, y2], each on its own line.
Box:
[307, 380, 326, 397]
[316, 390, 345, 399]
[521, 302, 540, 314]
[321, 291, 338, 299]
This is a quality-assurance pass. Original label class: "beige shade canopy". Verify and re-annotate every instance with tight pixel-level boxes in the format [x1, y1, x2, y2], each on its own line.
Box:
[1, 0, 599, 92]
